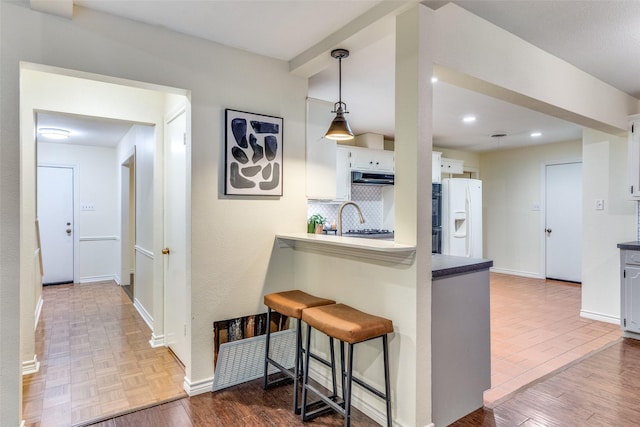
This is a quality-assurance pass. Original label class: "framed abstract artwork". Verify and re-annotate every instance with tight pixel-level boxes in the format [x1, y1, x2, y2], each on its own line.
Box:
[224, 109, 283, 196]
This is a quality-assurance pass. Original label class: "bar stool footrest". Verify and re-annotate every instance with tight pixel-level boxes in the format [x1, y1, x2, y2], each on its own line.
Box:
[301, 383, 345, 421]
[351, 375, 386, 400]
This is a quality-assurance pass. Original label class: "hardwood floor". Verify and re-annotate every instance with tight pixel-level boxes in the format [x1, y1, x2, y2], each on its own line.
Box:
[90, 338, 640, 427]
[87, 377, 379, 427]
[453, 338, 640, 426]
[486, 273, 620, 405]
[23, 281, 186, 427]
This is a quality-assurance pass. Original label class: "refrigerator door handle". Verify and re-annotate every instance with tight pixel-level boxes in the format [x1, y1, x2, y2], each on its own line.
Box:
[465, 184, 472, 257]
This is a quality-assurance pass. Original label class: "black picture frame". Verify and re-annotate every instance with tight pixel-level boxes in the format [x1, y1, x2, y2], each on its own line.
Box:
[224, 109, 283, 196]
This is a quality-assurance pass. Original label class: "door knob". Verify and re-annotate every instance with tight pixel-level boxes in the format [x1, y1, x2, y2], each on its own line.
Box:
[162, 248, 170, 255]
[66, 228, 72, 235]
[545, 228, 552, 234]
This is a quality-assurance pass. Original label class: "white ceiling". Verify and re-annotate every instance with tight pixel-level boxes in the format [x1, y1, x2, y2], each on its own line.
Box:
[41, 1, 640, 152]
[37, 112, 135, 147]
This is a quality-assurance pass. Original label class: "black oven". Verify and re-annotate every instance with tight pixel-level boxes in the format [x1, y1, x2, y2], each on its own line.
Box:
[432, 183, 442, 254]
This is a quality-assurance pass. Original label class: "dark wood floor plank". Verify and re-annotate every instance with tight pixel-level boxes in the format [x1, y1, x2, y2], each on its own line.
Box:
[452, 339, 640, 427]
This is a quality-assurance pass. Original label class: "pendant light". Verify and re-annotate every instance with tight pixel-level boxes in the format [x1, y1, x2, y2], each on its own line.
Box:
[325, 48, 354, 141]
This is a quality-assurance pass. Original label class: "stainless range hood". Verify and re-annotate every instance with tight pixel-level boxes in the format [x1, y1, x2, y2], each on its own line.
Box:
[351, 171, 394, 185]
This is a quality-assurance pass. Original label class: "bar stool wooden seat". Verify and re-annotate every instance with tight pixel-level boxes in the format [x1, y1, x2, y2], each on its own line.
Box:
[263, 290, 336, 414]
[300, 303, 394, 427]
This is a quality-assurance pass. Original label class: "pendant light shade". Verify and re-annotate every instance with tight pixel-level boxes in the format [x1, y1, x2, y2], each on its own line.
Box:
[325, 49, 354, 141]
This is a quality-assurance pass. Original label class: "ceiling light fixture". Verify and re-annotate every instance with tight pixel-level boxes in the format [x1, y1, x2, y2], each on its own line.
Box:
[530, 132, 542, 137]
[463, 115, 476, 123]
[39, 128, 70, 140]
[324, 48, 354, 141]
[431, 76, 438, 84]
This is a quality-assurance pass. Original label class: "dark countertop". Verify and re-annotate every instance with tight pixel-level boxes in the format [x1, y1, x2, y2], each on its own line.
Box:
[617, 241, 640, 250]
[432, 254, 493, 279]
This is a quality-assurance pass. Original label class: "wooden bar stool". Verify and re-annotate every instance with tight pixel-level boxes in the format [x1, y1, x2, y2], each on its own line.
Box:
[263, 290, 336, 414]
[300, 303, 393, 427]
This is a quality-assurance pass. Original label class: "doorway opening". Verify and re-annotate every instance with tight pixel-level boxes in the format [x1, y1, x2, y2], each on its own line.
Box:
[430, 70, 620, 406]
[21, 63, 192, 425]
[121, 149, 136, 302]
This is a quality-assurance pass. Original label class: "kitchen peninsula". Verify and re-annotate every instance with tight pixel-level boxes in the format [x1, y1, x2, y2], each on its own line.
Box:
[274, 233, 492, 426]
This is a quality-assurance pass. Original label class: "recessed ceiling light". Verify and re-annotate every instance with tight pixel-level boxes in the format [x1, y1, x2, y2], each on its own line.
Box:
[463, 115, 476, 123]
[530, 132, 542, 137]
[39, 128, 70, 140]
[431, 76, 438, 84]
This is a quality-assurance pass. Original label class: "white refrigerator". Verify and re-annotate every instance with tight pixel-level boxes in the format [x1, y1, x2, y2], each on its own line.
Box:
[441, 178, 482, 258]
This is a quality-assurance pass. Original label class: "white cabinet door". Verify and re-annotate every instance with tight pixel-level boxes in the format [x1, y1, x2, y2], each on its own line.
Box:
[628, 116, 640, 198]
[306, 98, 337, 200]
[432, 151, 442, 183]
[441, 158, 464, 175]
[335, 147, 351, 201]
[375, 150, 394, 172]
[351, 147, 394, 172]
[623, 264, 640, 334]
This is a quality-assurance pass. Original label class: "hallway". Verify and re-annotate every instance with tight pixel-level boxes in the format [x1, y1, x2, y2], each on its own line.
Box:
[23, 281, 186, 426]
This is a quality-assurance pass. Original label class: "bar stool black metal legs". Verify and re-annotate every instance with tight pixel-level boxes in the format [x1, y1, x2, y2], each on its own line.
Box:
[263, 290, 335, 414]
[300, 303, 394, 427]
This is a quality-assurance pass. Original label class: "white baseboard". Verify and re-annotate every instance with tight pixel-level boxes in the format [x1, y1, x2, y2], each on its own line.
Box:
[149, 332, 165, 348]
[490, 267, 544, 279]
[184, 376, 214, 396]
[113, 274, 121, 285]
[580, 309, 620, 325]
[34, 295, 43, 330]
[79, 274, 119, 284]
[133, 298, 154, 331]
[22, 355, 40, 376]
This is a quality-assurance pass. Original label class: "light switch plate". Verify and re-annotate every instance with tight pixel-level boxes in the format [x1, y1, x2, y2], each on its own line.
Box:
[595, 199, 605, 210]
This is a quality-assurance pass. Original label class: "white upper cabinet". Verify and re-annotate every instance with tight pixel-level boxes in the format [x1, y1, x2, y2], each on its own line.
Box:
[350, 146, 394, 172]
[335, 147, 351, 201]
[306, 98, 337, 200]
[432, 151, 442, 183]
[440, 157, 464, 175]
[628, 115, 640, 199]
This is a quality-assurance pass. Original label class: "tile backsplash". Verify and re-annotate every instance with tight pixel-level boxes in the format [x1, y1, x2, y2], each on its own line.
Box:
[308, 185, 387, 231]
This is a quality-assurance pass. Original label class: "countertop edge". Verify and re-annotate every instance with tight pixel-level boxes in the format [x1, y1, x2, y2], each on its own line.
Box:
[275, 233, 416, 265]
[618, 241, 640, 250]
[432, 254, 493, 279]
[276, 233, 416, 252]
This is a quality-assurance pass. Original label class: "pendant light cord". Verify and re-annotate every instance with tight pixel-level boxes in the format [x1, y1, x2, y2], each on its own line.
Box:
[338, 56, 342, 106]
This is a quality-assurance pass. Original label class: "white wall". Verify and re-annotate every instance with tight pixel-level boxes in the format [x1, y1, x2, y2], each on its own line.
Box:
[479, 140, 582, 276]
[38, 142, 119, 283]
[582, 129, 635, 322]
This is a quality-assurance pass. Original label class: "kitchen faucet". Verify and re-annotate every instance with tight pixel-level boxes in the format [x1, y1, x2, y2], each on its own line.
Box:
[337, 201, 365, 236]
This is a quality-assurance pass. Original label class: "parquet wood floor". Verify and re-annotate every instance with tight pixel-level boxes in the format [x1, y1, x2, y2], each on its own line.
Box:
[23, 281, 186, 427]
[485, 273, 620, 405]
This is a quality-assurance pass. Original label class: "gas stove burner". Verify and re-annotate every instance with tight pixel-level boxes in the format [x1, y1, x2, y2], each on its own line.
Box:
[347, 228, 391, 235]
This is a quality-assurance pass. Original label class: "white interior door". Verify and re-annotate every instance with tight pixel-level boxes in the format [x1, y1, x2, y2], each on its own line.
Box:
[545, 162, 582, 282]
[38, 165, 74, 284]
[164, 109, 189, 364]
